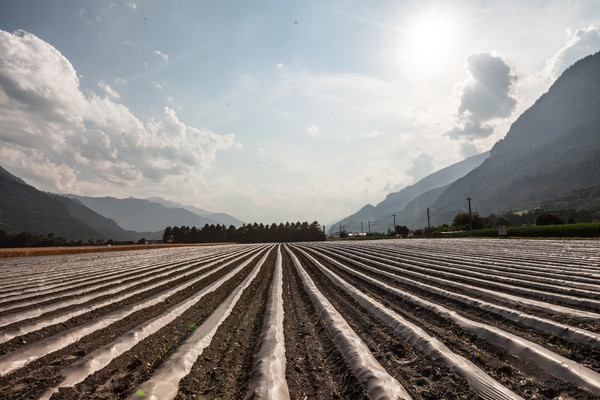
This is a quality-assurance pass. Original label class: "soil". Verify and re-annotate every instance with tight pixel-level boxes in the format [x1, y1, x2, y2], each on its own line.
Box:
[1, 240, 599, 400]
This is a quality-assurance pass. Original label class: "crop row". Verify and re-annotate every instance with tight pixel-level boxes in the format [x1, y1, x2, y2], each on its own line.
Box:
[0, 239, 599, 399]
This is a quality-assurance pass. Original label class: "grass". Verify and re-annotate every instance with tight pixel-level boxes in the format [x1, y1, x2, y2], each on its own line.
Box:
[0, 243, 231, 258]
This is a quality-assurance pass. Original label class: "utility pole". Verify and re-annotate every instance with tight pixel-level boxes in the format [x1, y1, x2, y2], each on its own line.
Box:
[427, 208, 431, 239]
[368, 221, 371, 235]
[361, 222, 363, 235]
[467, 197, 473, 237]
[392, 214, 396, 232]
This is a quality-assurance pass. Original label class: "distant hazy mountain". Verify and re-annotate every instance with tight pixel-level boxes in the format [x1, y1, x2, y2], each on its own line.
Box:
[333, 151, 489, 232]
[0, 166, 147, 241]
[147, 197, 244, 227]
[67, 195, 240, 232]
[431, 50, 600, 220]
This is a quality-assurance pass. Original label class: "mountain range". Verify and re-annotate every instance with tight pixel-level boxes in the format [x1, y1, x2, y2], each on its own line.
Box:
[66, 195, 244, 232]
[332, 151, 489, 233]
[335, 50, 600, 231]
[0, 167, 244, 241]
[0, 166, 149, 241]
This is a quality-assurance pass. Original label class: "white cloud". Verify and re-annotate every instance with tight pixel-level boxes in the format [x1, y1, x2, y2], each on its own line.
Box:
[121, 39, 132, 46]
[153, 50, 168, 62]
[307, 125, 320, 137]
[0, 29, 237, 193]
[97, 80, 120, 99]
[544, 25, 600, 79]
[128, 1, 137, 11]
[152, 81, 164, 90]
[445, 53, 517, 140]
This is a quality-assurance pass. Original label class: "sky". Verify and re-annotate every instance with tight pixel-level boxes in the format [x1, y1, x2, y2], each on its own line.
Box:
[1, 1, 600, 225]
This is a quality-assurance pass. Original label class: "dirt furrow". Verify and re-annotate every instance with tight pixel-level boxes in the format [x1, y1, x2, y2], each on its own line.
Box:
[290, 247, 482, 400]
[0, 251, 264, 400]
[300, 247, 599, 399]
[172, 247, 275, 400]
[278, 248, 368, 399]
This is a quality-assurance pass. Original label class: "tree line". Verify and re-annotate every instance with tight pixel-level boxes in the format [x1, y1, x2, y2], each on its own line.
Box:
[163, 221, 326, 243]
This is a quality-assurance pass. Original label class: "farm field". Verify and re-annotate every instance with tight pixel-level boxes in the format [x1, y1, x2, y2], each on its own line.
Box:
[0, 239, 599, 399]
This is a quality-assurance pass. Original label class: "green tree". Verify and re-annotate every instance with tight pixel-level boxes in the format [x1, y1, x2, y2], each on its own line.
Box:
[452, 212, 484, 230]
[162, 226, 172, 243]
[395, 225, 409, 238]
[535, 213, 565, 226]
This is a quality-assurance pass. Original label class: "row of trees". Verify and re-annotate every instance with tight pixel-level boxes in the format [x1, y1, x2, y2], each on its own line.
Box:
[163, 221, 326, 244]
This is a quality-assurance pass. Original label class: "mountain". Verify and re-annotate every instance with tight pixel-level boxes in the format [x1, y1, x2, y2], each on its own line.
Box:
[0, 166, 146, 241]
[0, 166, 26, 185]
[375, 151, 490, 216]
[431, 51, 600, 220]
[67, 195, 239, 232]
[147, 197, 244, 227]
[55, 196, 158, 240]
[332, 151, 489, 233]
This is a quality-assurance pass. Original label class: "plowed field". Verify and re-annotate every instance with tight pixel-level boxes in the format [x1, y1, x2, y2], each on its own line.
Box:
[1, 239, 599, 399]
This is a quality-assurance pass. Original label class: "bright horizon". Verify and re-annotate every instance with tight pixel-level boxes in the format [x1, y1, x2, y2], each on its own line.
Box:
[1, 1, 599, 224]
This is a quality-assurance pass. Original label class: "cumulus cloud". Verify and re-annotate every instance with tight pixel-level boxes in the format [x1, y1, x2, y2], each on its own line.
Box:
[545, 25, 600, 79]
[153, 49, 168, 62]
[445, 53, 516, 140]
[97, 80, 120, 99]
[0, 29, 236, 192]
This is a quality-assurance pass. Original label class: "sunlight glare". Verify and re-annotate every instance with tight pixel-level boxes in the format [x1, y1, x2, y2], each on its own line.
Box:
[405, 12, 459, 70]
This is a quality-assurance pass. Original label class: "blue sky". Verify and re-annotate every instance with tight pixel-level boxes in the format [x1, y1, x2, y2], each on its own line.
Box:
[1, 1, 599, 224]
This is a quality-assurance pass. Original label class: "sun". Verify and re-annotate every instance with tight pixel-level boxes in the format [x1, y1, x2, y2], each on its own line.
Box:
[405, 12, 459, 67]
